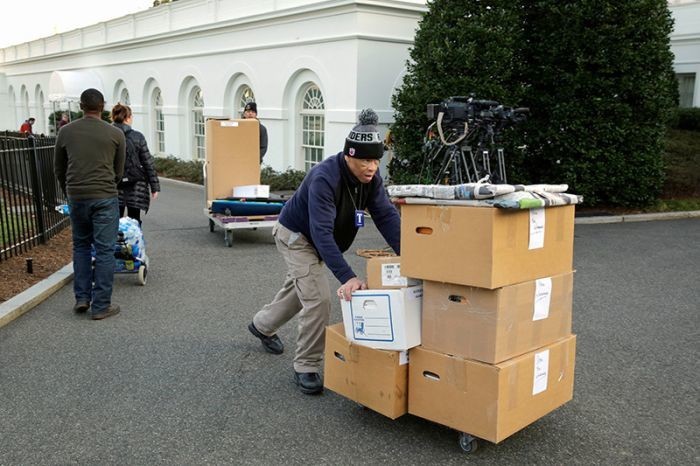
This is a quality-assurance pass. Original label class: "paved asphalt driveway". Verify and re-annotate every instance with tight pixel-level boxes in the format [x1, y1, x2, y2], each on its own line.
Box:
[0, 179, 698, 465]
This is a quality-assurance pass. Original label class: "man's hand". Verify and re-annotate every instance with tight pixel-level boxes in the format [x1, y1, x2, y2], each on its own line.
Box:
[152, 192, 159, 200]
[337, 277, 367, 301]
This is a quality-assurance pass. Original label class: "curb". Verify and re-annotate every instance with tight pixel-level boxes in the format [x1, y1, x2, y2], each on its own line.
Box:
[575, 210, 700, 224]
[0, 263, 74, 329]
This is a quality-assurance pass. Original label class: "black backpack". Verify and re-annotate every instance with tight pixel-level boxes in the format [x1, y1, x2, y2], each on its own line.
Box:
[120, 130, 145, 185]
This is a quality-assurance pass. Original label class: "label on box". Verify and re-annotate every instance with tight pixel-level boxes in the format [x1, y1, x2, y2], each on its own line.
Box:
[533, 349, 550, 395]
[381, 263, 407, 287]
[529, 207, 545, 250]
[350, 295, 393, 342]
[533, 277, 553, 321]
[220, 121, 239, 127]
[399, 351, 409, 365]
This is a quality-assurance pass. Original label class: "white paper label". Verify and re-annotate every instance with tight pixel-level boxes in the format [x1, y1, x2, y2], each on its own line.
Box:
[351, 296, 393, 341]
[533, 277, 553, 321]
[529, 207, 546, 250]
[399, 351, 409, 365]
[381, 263, 407, 287]
[220, 121, 239, 127]
[533, 349, 550, 395]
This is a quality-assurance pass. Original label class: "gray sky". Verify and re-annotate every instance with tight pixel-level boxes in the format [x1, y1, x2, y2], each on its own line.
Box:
[0, 0, 153, 48]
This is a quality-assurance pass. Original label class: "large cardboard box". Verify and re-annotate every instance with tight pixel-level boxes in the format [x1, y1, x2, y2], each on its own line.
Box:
[408, 335, 576, 444]
[205, 119, 260, 204]
[401, 205, 575, 289]
[341, 285, 422, 351]
[324, 323, 408, 419]
[366, 256, 420, 290]
[422, 272, 574, 364]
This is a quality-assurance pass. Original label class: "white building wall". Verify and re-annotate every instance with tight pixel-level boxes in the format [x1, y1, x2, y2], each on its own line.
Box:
[0, 0, 425, 170]
[670, 1, 700, 106]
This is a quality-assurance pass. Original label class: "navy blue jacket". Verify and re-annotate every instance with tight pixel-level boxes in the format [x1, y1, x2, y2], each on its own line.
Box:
[279, 152, 400, 283]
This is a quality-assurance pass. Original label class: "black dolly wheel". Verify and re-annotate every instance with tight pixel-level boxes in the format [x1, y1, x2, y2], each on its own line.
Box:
[224, 230, 233, 247]
[458, 432, 478, 453]
[209, 219, 215, 232]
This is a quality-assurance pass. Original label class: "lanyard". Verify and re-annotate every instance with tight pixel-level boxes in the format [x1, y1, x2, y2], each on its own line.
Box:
[345, 182, 365, 227]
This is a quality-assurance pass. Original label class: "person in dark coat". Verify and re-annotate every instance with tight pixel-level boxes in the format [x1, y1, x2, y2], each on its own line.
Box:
[110, 103, 160, 225]
[242, 101, 268, 163]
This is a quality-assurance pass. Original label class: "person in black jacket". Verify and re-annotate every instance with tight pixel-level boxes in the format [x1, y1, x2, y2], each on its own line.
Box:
[248, 109, 400, 395]
[111, 104, 161, 225]
[242, 101, 268, 163]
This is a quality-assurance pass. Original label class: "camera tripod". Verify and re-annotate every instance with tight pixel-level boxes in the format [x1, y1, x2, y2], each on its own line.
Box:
[420, 118, 509, 185]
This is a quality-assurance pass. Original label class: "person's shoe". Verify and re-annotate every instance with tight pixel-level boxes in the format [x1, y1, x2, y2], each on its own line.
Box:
[248, 322, 284, 354]
[91, 305, 120, 320]
[294, 371, 323, 395]
[73, 301, 90, 313]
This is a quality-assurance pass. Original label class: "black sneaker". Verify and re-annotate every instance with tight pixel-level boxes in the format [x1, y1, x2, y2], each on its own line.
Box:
[91, 305, 120, 320]
[248, 322, 284, 354]
[294, 371, 323, 395]
[73, 301, 90, 313]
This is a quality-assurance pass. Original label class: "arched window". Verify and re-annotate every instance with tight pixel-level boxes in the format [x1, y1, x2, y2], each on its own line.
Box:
[238, 85, 255, 115]
[192, 87, 205, 159]
[153, 88, 165, 153]
[21, 87, 30, 122]
[120, 88, 131, 105]
[300, 85, 325, 171]
[37, 90, 45, 134]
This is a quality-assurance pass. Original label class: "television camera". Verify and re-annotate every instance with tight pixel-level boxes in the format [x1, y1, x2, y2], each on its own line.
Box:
[421, 95, 528, 185]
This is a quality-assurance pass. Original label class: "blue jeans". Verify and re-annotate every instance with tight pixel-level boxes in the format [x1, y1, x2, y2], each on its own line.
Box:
[69, 197, 119, 312]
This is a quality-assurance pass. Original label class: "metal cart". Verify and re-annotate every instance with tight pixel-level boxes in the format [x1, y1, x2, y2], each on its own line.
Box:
[205, 208, 278, 247]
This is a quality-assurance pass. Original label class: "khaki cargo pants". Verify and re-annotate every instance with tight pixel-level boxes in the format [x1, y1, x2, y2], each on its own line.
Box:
[253, 222, 331, 373]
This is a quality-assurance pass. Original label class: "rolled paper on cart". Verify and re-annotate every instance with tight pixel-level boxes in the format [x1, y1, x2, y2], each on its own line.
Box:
[211, 199, 285, 216]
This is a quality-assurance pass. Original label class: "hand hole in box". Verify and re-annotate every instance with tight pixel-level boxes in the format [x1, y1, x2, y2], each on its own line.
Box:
[448, 294, 466, 304]
[423, 371, 441, 381]
[416, 226, 433, 235]
[334, 351, 346, 362]
[362, 300, 377, 311]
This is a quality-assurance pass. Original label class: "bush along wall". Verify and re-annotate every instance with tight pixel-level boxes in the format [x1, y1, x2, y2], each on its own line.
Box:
[390, 0, 679, 207]
[153, 157, 307, 191]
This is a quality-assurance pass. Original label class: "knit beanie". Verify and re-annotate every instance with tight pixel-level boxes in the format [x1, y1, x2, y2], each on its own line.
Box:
[343, 109, 384, 159]
[244, 101, 257, 113]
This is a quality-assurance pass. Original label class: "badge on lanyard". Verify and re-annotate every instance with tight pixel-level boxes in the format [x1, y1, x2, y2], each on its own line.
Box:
[355, 210, 365, 227]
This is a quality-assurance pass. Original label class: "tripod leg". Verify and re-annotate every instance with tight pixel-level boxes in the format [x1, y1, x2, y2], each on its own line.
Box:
[468, 148, 479, 183]
[433, 146, 455, 185]
[482, 150, 491, 180]
[497, 148, 507, 184]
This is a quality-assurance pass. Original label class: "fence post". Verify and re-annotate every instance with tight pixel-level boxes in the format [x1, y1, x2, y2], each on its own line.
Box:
[27, 136, 47, 245]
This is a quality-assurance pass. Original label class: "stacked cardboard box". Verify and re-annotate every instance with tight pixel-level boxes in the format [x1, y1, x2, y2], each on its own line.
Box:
[401, 204, 577, 444]
[323, 256, 418, 419]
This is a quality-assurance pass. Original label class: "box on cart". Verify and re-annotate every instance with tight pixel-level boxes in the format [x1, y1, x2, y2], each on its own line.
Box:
[366, 256, 421, 290]
[323, 323, 408, 419]
[204, 119, 260, 205]
[421, 271, 574, 364]
[233, 184, 270, 199]
[408, 334, 576, 444]
[340, 285, 423, 351]
[400, 205, 575, 289]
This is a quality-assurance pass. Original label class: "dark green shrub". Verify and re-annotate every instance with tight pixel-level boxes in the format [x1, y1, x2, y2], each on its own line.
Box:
[260, 166, 307, 191]
[154, 156, 204, 184]
[389, 0, 523, 186]
[153, 158, 306, 190]
[670, 108, 700, 131]
[390, 0, 679, 207]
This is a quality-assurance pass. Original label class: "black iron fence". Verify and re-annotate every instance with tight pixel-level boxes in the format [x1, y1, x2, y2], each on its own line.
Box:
[0, 133, 69, 262]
